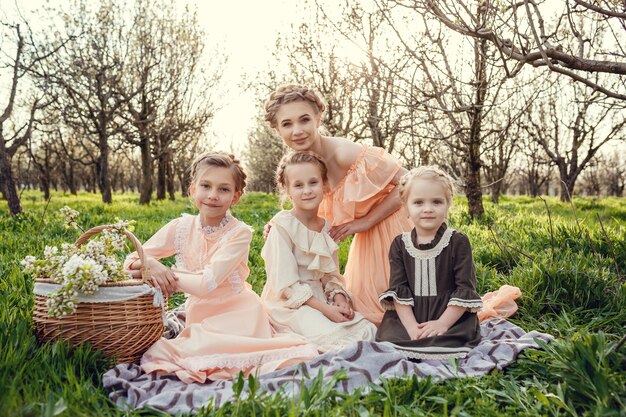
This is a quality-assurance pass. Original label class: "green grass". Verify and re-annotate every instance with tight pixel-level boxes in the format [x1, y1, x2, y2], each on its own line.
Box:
[1, 191, 625, 416]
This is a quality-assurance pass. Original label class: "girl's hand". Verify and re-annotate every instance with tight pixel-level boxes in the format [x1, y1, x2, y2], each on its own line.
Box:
[328, 218, 371, 242]
[323, 304, 350, 323]
[406, 323, 422, 340]
[415, 320, 450, 339]
[263, 223, 272, 240]
[146, 258, 178, 297]
[332, 294, 354, 320]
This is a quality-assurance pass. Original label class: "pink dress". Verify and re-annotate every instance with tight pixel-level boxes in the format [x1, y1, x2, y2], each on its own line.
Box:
[319, 145, 413, 326]
[125, 213, 317, 383]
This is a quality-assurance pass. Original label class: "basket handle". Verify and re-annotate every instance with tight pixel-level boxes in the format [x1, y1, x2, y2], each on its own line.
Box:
[74, 225, 153, 286]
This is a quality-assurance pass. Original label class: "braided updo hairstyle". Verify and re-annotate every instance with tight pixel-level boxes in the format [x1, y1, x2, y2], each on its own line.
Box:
[264, 84, 327, 128]
[275, 151, 328, 206]
[399, 165, 456, 206]
[189, 152, 247, 194]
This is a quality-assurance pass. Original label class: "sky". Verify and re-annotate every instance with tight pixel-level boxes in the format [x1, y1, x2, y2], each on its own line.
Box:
[1, 0, 314, 152]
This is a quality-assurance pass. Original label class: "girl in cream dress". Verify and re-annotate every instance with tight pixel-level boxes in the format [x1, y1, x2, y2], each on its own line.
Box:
[261, 151, 376, 352]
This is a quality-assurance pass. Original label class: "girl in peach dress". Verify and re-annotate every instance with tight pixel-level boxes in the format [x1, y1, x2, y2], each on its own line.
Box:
[125, 152, 317, 383]
[261, 151, 376, 351]
[264, 84, 413, 326]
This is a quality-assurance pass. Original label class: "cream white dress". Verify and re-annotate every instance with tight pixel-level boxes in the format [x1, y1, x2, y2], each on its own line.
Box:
[261, 210, 376, 352]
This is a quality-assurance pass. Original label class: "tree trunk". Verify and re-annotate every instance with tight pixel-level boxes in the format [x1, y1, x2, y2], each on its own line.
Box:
[559, 178, 576, 202]
[166, 151, 175, 201]
[97, 131, 112, 203]
[138, 135, 153, 204]
[179, 171, 190, 197]
[68, 162, 77, 195]
[465, 37, 487, 218]
[491, 182, 501, 204]
[40, 174, 50, 200]
[556, 160, 574, 202]
[156, 152, 167, 200]
[465, 162, 484, 217]
[0, 138, 22, 215]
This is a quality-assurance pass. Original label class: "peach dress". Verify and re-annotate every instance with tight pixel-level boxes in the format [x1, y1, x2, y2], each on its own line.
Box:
[261, 211, 377, 351]
[319, 145, 413, 326]
[125, 213, 317, 383]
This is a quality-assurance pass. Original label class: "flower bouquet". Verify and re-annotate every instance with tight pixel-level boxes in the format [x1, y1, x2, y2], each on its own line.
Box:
[26, 207, 165, 364]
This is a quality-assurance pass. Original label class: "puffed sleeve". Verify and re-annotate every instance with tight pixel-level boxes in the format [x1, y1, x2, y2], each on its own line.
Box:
[448, 233, 483, 313]
[321, 271, 351, 304]
[173, 225, 252, 298]
[378, 235, 414, 310]
[319, 146, 402, 223]
[261, 223, 313, 309]
[124, 218, 179, 269]
[341, 146, 401, 202]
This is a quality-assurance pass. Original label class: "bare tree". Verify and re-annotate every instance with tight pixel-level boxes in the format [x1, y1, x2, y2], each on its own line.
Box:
[516, 136, 553, 197]
[408, 0, 626, 101]
[379, 2, 530, 217]
[0, 20, 62, 214]
[522, 78, 625, 201]
[39, 0, 131, 204]
[119, 0, 221, 204]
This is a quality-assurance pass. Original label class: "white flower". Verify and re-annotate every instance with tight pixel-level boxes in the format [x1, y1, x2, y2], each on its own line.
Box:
[24, 209, 135, 318]
[43, 246, 59, 258]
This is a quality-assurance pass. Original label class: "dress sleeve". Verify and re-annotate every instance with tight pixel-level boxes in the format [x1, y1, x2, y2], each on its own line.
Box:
[124, 218, 179, 269]
[448, 233, 483, 313]
[321, 272, 351, 304]
[379, 235, 414, 310]
[340, 146, 402, 203]
[261, 223, 313, 309]
[173, 225, 252, 298]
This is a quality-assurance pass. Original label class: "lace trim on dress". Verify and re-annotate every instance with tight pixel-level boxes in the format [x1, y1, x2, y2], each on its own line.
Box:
[174, 215, 194, 269]
[201, 214, 231, 234]
[402, 350, 469, 360]
[326, 288, 350, 304]
[228, 270, 243, 294]
[176, 344, 317, 370]
[402, 228, 455, 260]
[314, 319, 376, 349]
[448, 298, 483, 313]
[379, 291, 414, 310]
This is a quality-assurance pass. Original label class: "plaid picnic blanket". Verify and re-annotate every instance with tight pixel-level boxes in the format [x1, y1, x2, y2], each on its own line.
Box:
[103, 318, 553, 414]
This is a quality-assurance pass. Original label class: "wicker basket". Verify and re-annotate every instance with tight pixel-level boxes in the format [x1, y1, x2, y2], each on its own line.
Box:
[32, 225, 165, 364]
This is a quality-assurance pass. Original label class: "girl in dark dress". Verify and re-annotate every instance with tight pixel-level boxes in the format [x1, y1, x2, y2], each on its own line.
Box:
[375, 166, 482, 360]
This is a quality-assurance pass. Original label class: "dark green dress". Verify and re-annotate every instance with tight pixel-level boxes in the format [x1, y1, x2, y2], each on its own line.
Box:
[375, 224, 482, 359]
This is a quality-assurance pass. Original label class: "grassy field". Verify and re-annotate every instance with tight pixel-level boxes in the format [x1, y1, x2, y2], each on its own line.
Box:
[1, 191, 625, 416]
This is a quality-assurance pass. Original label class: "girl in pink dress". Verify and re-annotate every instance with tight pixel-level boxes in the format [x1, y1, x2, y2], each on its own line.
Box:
[125, 152, 317, 383]
[264, 84, 413, 325]
[261, 151, 376, 351]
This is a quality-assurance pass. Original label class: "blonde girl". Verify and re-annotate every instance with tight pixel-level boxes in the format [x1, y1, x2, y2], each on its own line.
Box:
[125, 152, 316, 383]
[375, 166, 483, 359]
[261, 151, 376, 352]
